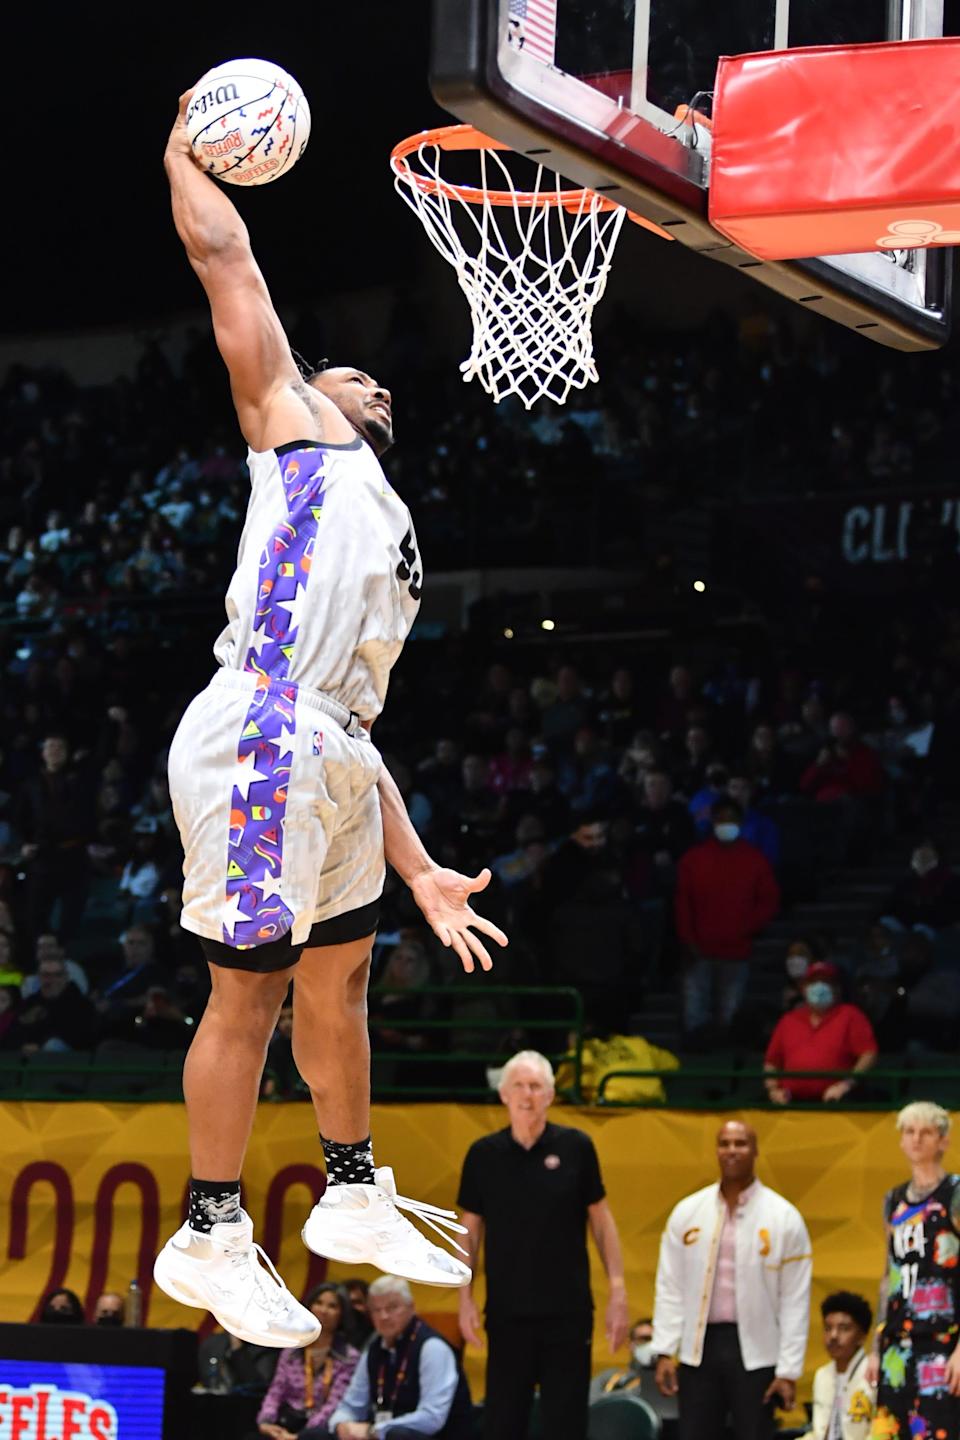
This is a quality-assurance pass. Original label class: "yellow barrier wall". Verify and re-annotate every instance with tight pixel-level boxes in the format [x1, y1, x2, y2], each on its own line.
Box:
[0, 1103, 914, 1399]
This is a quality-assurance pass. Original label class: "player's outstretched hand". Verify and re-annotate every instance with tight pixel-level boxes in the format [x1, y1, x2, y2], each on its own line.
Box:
[410, 866, 508, 974]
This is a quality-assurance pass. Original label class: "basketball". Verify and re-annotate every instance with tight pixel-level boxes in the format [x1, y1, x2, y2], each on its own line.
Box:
[185, 58, 310, 187]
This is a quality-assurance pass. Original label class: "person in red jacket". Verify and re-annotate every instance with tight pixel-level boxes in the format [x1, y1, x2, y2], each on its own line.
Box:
[798, 712, 884, 803]
[763, 961, 877, 1103]
[675, 798, 780, 1037]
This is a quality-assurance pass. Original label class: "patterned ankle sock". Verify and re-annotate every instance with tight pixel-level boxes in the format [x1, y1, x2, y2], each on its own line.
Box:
[321, 1135, 376, 1187]
[188, 1179, 242, 1233]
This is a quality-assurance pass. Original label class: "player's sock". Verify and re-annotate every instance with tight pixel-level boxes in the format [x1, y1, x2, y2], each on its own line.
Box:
[321, 1134, 376, 1187]
[188, 1179, 243, 1233]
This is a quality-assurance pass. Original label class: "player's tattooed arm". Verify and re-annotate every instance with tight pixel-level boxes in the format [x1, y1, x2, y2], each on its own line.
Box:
[376, 761, 508, 974]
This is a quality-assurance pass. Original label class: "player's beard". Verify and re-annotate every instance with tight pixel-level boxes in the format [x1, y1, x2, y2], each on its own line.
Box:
[362, 413, 395, 455]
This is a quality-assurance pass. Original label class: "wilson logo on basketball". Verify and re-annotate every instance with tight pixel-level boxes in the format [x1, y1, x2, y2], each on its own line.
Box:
[202, 129, 244, 158]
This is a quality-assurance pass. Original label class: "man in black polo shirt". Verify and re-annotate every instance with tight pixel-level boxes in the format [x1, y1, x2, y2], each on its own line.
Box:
[457, 1050, 629, 1440]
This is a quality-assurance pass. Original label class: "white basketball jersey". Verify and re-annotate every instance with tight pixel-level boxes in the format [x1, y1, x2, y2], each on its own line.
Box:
[213, 437, 421, 719]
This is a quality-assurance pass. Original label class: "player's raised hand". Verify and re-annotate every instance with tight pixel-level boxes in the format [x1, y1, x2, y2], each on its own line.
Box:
[410, 866, 508, 974]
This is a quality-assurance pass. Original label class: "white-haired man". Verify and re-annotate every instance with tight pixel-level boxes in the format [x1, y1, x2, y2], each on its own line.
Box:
[456, 1050, 629, 1440]
[330, 1275, 472, 1439]
[865, 1100, 960, 1438]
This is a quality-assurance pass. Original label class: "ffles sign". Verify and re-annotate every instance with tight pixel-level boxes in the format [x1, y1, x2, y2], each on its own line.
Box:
[0, 1386, 117, 1440]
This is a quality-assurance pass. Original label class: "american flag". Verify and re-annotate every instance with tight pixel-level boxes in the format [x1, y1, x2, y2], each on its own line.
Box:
[508, 0, 557, 66]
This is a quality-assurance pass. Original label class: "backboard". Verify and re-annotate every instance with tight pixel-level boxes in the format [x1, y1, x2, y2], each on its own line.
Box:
[431, 0, 951, 350]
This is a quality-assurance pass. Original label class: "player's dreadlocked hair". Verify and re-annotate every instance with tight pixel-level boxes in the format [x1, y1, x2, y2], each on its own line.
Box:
[292, 350, 330, 383]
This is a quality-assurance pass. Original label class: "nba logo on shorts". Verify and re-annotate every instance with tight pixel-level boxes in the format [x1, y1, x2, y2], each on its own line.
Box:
[312, 731, 324, 756]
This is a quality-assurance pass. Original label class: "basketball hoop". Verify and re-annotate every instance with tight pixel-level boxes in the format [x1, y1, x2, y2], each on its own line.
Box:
[391, 124, 661, 408]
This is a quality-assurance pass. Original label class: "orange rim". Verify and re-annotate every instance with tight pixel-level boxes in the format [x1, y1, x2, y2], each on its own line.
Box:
[390, 123, 674, 238]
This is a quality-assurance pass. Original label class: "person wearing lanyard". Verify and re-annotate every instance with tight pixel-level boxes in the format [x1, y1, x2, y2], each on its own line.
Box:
[258, 1284, 360, 1437]
[652, 1119, 812, 1440]
[799, 1292, 876, 1440]
[330, 1276, 473, 1439]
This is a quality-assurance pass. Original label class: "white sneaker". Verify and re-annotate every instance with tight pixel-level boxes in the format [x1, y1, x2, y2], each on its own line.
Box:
[301, 1166, 471, 1288]
[153, 1209, 320, 1347]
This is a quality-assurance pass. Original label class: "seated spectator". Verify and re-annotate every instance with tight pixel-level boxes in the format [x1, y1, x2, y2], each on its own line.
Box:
[0, 985, 19, 1050]
[130, 986, 190, 1051]
[800, 713, 884, 803]
[94, 925, 164, 1018]
[617, 730, 663, 789]
[798, 1291, 876, 1440]
[0, 930, 24, 988]
[688, 763, 731, 835]
[742, 721, 793, 798]
[257, 1285, 358, 1433]
[674, 724, 715, 798]
[17, 955, 98, 1054]
[597, 667, 641, 750]
[387, 761, 433, 838]
[633, 769, 695, 895]
[21, 933, 89, 997]
[675, 798, 780, 1037]
[38, 1288, 85, 1325]
[557, 726, 622, 817]
[764, 962, 877, 1104]
[487, 727, 533, 797]
[342, 1278, 374, 1346]
[590, 1317, 679, 1426]
[91, 1292, 125, 1328]
[541, 665, 589, 753]
[330, 1275, 472, 1440]
[16, 732, 93, 941]
[727, 773, 781, 870]
[781, 935, 829, 1014]
[118, 824, 163, 921]
[879, 839, 960, 935]
[199, 1330, 277, 1397]
[490, 815, 549, 889]
[507, 756, 572, 840]
[370, 941, 433, 1054]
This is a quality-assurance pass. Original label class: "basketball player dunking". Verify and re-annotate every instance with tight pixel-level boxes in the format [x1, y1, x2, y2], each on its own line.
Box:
[153, 91, 508, 1348]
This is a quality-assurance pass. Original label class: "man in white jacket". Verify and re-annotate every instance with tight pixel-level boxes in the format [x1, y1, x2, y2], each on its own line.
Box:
[800, 1290, 876, 1440]
[652, 1119, 812, 1440]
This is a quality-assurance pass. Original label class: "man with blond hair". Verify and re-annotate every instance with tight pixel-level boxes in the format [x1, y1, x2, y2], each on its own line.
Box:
[456, 1050, 629, 1440]
[866, 1101, 960, 1438]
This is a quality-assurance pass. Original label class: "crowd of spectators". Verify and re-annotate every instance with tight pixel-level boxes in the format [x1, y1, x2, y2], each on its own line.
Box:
[1, 308, 960, 1097]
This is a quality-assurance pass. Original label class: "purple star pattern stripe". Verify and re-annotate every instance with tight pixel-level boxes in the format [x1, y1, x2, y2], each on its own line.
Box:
[222, 447, 328, 947]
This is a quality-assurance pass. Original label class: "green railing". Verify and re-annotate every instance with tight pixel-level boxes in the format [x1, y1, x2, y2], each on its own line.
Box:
[594, 1066, 960, 1109]
[0, 986, 586, 1104]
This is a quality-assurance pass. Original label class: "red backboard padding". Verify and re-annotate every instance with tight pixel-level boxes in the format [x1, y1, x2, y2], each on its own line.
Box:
[709, 37, 960, 261]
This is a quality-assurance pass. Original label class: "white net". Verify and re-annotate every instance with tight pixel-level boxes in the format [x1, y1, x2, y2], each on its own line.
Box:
[392, 135, 628, 409]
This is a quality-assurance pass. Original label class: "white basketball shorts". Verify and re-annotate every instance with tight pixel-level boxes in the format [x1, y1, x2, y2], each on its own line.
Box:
[168, 669, 384, 970]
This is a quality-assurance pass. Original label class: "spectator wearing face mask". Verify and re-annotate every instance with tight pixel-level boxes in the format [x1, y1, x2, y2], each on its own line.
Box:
[90, 1292, 125, 1327]
[727, 775, 781, 871]
[879, 840, 960, 935]
[764, 963, 878, 1104]
[590, 1317, 680, 1426]
[781, 936, 828, 1014]
[675, 799, 781, 1037]
[38, 1288, 85, 1325]
[688, 764, 731, 836]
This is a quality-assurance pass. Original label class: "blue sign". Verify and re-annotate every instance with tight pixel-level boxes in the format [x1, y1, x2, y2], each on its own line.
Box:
[0, 1360, 164, 1439]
